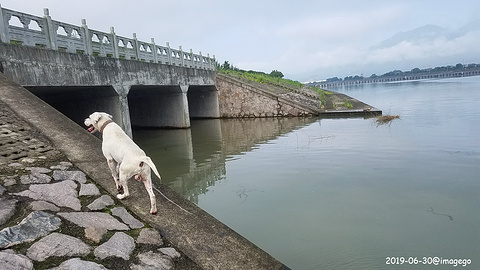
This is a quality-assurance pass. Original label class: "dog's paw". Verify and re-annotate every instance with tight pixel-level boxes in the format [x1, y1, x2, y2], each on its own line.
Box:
[117, 185, 124, 193]
[150, 209, 157, 215]
[117, 194, 126, 200]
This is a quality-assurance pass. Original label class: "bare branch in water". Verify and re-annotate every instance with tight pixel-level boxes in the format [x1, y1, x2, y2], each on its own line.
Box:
[376, 114, 400, 126]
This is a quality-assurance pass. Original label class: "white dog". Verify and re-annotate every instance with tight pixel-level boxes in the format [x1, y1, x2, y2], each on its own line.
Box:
[84, 112, 159, 214]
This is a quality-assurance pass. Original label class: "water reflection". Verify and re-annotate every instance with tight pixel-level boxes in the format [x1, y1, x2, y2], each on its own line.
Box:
[133, 117, 317, 203]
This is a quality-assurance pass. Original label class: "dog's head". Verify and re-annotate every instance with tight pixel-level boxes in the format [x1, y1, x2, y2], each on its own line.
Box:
[84, 112, 113, 133]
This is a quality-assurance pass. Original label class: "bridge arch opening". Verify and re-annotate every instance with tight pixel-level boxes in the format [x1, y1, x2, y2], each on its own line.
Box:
[187, 85, 220, 119]
[127, 85, 190, 128]
[25, 85, 122, 127]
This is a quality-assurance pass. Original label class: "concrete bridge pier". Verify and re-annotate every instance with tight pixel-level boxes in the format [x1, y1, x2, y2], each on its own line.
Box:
[180, 85, 191, 127]
[113, 85, 133, 137]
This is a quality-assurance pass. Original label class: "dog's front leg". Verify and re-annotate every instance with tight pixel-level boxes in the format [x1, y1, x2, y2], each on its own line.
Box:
[107, 158, 122, 192]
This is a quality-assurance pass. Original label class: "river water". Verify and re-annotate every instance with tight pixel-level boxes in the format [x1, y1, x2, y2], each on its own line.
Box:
[134, 77, 480, 269]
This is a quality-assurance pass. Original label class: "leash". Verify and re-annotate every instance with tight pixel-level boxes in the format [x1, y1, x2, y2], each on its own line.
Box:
[152, 185, 193, 215]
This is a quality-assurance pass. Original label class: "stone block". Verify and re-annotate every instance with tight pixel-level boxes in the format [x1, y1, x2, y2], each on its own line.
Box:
[0, 211, 61, 249]
[58, 212, 129, 230]
[26, 233, 91, 261]
[94, 232, 135, 260]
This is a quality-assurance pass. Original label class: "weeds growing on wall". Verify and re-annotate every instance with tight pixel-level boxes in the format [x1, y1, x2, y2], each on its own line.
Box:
[343, 100, 353, 109]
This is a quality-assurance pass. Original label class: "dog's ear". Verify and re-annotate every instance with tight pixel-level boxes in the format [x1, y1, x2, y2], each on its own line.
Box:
[90, 113, 102, 123]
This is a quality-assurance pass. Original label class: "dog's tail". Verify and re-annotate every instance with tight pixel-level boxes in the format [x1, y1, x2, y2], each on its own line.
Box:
[140, 156, 161, 180]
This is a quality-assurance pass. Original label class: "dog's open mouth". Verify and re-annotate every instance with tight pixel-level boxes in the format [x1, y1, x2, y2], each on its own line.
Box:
[87, 125, 96, 133]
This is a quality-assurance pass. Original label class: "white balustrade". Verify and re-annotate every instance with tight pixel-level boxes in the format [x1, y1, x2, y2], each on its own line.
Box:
[0, 5, 215, 70]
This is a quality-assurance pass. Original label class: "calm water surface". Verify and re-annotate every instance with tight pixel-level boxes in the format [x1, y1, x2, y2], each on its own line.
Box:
[134, 77, 480, 269]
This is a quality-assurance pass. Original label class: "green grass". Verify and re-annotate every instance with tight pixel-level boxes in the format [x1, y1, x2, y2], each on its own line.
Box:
[218, 68, 303, 90]
[343, 100, 353, 109]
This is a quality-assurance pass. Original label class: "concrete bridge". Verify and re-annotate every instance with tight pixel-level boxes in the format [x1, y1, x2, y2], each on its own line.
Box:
[0, 5, 379, 139]
[0, 5, 217, 137]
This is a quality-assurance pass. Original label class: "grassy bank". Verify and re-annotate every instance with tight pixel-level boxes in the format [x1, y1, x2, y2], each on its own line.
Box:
[218, 68, 303, 89]
[217, 67, 330, 108]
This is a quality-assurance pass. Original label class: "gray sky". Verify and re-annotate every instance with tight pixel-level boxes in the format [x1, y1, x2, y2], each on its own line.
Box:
[2, 0, 480, 82]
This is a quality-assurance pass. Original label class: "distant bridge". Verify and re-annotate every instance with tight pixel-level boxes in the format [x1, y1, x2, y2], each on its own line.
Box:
[314, 69, 480, 89]
[0, 5, 217, 136]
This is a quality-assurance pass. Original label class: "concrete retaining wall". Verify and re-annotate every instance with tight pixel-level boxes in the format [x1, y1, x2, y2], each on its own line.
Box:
[216, 73, 317, 118]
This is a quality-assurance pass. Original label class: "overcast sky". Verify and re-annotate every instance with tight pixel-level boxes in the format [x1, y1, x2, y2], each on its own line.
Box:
[2, 0, 480, 82]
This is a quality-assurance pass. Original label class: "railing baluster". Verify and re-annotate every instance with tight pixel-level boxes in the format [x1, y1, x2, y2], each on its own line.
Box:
[43, 8, 56, 50]
[0, 4, 8, 43]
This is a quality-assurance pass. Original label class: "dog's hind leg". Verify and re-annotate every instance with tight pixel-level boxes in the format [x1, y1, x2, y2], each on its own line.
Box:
[107, 158, 122, 192]
[141, 175, 157, 214]
[115, 163, 124, 193]
[117, 173, 129, 200]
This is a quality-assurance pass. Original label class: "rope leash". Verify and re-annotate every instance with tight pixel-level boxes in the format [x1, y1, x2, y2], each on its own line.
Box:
[152, 185, 193, 215]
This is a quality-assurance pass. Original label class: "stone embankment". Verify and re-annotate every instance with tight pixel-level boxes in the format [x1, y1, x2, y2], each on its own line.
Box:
[217, 73, 320, 117]
[216, 73, 381, 118]
[0, 103, 199, 269]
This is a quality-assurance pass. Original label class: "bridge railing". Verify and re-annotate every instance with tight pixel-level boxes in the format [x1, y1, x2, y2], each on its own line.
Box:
[0, 5, 215, 70]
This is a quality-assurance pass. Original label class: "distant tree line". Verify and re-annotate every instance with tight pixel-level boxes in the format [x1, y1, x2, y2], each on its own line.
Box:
[323, 63, 480, 83]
